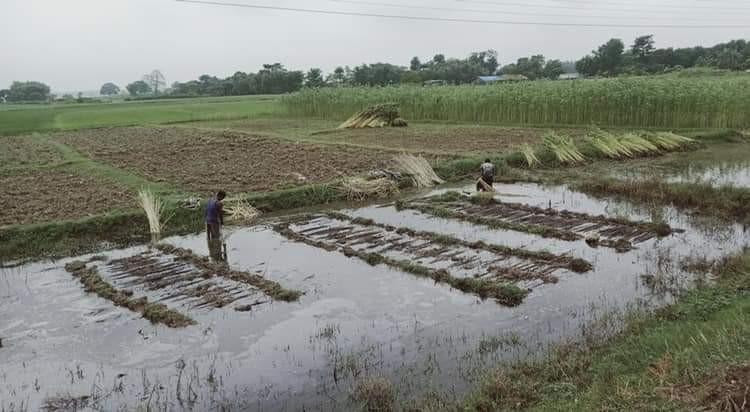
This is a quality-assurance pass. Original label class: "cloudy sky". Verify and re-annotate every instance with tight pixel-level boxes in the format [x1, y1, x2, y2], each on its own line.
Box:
[2, 0, 748, 92]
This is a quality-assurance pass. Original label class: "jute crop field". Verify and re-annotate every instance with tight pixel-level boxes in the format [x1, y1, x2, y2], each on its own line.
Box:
[282, 75, 750, 129]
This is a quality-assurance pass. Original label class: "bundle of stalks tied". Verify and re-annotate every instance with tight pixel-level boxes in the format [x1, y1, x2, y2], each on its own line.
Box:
[543, 132, 585, 164]
[338, 177, 399, 202]
[392, 154, 445, 188]
[645, 132, 695, 150]
[519, 144, 540, 168]
[586, 127, 634, 158]
[138, 189, 171, 235]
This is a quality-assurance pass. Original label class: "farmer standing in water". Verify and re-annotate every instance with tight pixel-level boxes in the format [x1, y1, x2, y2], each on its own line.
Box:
[477, 159, 496, 192]
[205, 190, 226, 240]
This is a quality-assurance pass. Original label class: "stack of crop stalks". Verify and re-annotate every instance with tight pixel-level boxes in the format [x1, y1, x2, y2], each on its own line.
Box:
[543, 132, 585, 164]
[392, 154, 445, 188]
[138, 189, 171, 235]
[586, 128, 634, 158]
[339, 103, 408, 129]
[338, 177, 399, 201]
[224, 199, 261, 224]
[619, 132, 660, 155]
[645, 132, 695, 150]
[519, 144, 540, 168]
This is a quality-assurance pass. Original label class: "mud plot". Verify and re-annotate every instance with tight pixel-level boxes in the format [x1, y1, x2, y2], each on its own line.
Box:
[0, 170, 134, 227]
[275, 213, 591, 305]
[0, 136, 63, 169]
[312, 125, 586, 155]
[55, 127, 394, 194]
[404, 194, 678, 251]
[106, 252, 269, 311]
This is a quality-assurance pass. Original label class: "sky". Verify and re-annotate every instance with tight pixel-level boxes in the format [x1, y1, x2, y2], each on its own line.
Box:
[2, 0, 748, 92]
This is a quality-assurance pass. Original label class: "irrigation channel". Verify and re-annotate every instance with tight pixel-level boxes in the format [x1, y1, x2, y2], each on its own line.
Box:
[1, 181, 748, 410]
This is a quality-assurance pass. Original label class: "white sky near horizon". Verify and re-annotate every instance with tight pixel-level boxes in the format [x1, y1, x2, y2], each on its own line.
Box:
[2, 0, 748, 92]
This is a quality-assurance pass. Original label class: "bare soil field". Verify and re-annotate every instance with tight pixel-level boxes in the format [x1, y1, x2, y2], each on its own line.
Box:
[0, 169, 135, 227]
[0, 137, 64, 169]
[190, 117, 586, 155]
[54, 127, 397, 194]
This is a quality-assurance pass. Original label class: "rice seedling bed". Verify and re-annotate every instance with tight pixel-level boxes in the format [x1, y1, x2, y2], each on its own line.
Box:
[274, 213, 592, 305]
[400, 193, 678, 251]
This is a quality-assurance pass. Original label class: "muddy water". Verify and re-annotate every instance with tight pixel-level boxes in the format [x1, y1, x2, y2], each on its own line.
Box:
[1, 182, 748, 411]
[615, 142, 750, 188]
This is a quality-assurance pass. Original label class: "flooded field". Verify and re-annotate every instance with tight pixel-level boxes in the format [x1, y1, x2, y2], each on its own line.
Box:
[2, 181, 748, 410]
[615, 142, 750, 188]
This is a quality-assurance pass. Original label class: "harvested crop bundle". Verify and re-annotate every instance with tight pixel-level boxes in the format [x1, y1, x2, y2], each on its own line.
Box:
[337, 177, 399, 201]
[138, 189, 170, 235]
[392, 154, 445, 188]
[223, 199, 261, 224]
[543, 132, 585, 164]
[339, 103, 404, 129]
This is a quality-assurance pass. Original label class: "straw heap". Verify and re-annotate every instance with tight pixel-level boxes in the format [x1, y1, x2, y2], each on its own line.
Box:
[392, 154, 445, 188]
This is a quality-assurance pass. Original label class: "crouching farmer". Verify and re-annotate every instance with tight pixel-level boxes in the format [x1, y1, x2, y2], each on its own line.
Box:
[477, 159, 496, 192]
[206, 190, 226, 240]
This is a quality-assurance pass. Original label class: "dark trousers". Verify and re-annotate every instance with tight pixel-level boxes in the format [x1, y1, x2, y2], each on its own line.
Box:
[206, 222, 221, 240]
[477, 175, 494, 191]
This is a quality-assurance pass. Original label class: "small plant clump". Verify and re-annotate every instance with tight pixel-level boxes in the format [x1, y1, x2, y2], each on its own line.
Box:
[351, 376, 397, 412]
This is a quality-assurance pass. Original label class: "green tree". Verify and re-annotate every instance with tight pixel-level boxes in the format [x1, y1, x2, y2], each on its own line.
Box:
[575, 55, 599, 77]
[543, 59, 565, 79]
[6, 81, 51, 102]
[99, 82, 120, 96]
[717, 48, 744, 70]
[595, 38, 625, 76]
[326, 66, 347, 85]
[305, 68, 325, 87]
[0, 89, 8, 102]
[632, 35, 655, 62]
[126, 80, 151, 96]
[410, 56, 422, 71]
[469, 50, 499, 74]
[433, 54, 446, 64]
[142, 70, 166, 94]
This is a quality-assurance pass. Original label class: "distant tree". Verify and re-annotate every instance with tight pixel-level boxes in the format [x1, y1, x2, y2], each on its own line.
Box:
[305, 68, 325, 87]
[6, 81, 51, 102]
[469, 50, 499, 74]
[575, 55, 599, 77]
[99, 82, 120, 96]
[142, 70, 166, 94]
[352, 63, 406, 86]
[410, 56, 422, 71]
[503, 55, 545, 79]
[595, 38, 626, 76]
[401, 71, 423, 84]
[0, 89, 8, 102]
[126, 80, 152, 96]
[543, 59, 565, 79]
[631, 35, 655, 62]
[326, 66, 347, 85]
[717, 48, 744, 70]
[433, 54, 446, 64]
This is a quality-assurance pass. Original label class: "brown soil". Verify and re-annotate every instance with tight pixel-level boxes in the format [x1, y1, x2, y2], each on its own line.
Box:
[702, 363, 750, 411]
[0, 137, 63, 169]
[313, 125, 586, 155]
[54, 127, 396, 195]
[0, 169, 135, 227]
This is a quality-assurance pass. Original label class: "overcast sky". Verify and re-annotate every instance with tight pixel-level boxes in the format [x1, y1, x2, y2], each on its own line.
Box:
[2, 0, 748, 92]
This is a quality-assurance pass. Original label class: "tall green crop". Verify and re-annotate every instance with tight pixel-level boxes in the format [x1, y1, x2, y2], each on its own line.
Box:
[282, 76, 750, 129]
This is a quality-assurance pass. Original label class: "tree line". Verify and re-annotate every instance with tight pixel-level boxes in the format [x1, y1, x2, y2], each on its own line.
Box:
[1, 36, 748, 103]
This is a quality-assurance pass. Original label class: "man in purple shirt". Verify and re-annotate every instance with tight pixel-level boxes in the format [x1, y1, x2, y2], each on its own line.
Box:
[205, 190, 226, 241]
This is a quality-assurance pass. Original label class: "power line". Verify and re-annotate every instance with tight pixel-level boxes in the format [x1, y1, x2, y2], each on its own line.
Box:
[531, 0, 750, 11]
[175, 0, 749, 28]
[455, 0, 750, 15]
[331, 0, 747, 22]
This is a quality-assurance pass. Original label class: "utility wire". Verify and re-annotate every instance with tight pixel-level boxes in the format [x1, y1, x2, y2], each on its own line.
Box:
[331, 0, 747, 22]
[455, 0, 750, 15]
[175, 0, 749, 28]
[528, 0, 750, 11]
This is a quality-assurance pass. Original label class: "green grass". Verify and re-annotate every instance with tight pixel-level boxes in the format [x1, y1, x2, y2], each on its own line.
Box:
[0, 95, 282, 135]
[456, 250, 750, 411]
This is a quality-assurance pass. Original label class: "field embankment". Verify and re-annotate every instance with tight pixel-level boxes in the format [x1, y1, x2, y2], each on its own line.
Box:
[283, 75, 750, 129]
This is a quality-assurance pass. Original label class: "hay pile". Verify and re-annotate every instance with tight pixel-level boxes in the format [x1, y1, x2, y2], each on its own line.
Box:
[392, 154, 445, 188]
[337, 177, 399, 201]
[543, 132, 585, 164]
[224, 199, 261, 224]
[339, 103, 408, 129]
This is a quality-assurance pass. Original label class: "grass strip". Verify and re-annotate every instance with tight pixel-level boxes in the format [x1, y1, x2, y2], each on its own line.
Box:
[324, 211, 592, 274]
[455, 249, 750, 411]
[64, 260, 195, 328]
[155, 244, 302, 302]
[574, 177, 750, 223]
[274, 220, 529, 306]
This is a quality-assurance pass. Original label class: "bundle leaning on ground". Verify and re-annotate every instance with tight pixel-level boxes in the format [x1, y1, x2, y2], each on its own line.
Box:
[392, 154, 445, 188]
